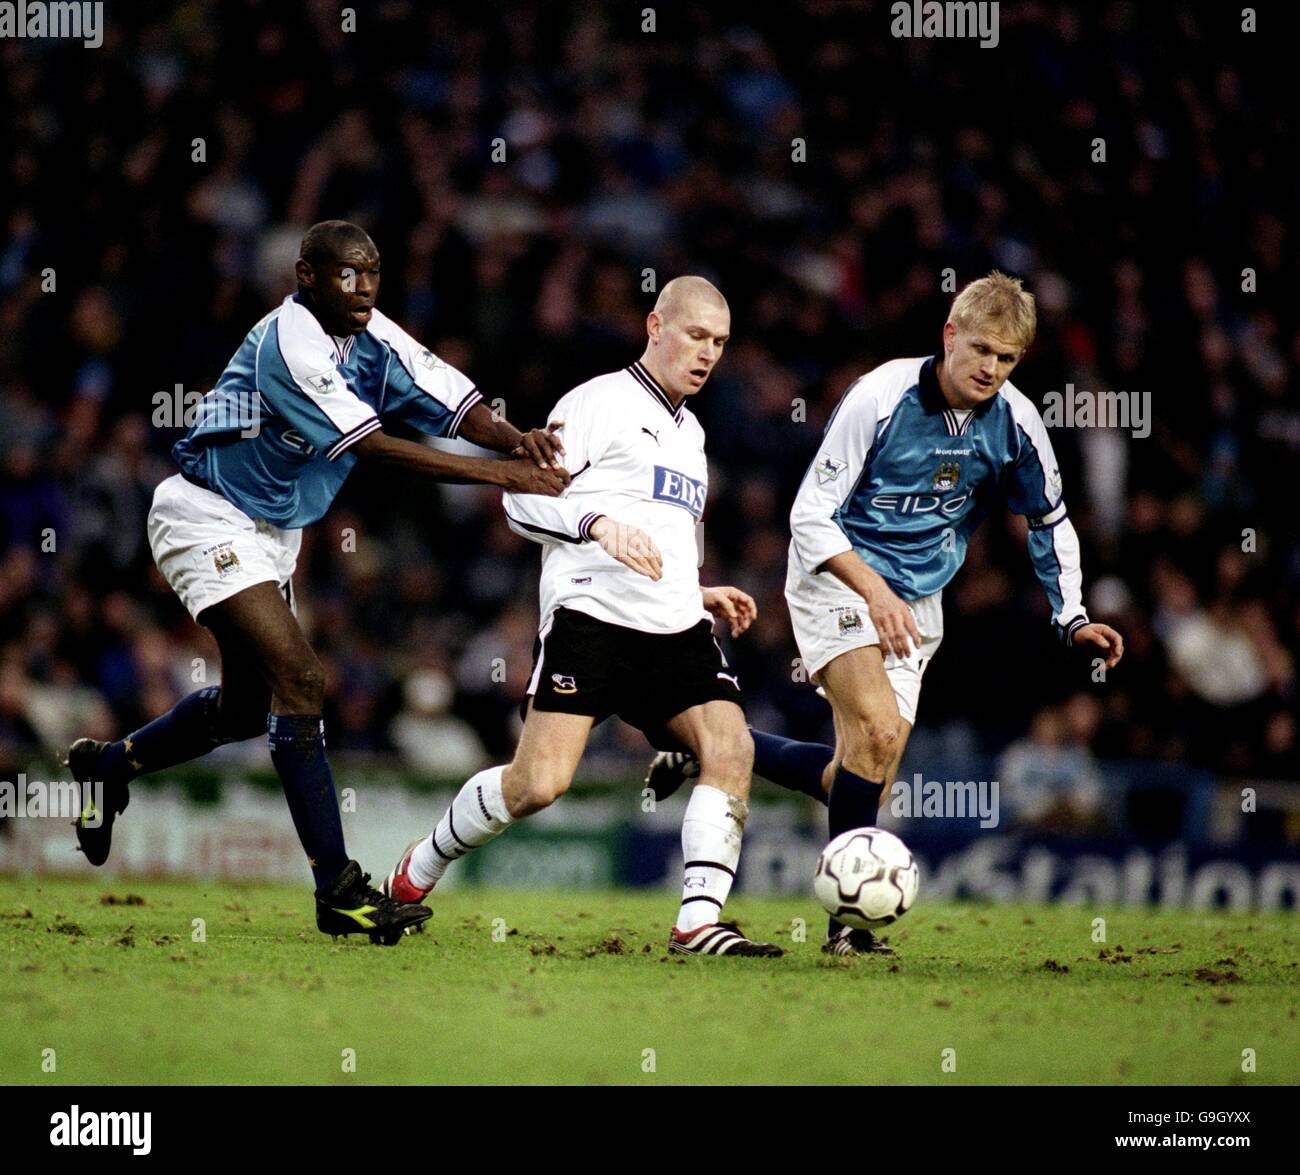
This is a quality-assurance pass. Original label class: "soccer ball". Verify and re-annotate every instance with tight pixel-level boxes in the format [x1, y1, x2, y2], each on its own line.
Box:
[814, 827, 919, 928]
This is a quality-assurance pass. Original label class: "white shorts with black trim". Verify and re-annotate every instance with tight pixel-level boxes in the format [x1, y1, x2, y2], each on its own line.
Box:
[147, 474, 301, 621]
[784, 557, 943, 726]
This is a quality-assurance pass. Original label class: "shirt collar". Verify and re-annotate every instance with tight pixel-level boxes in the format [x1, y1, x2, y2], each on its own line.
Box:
[627, 361, 685, 423]
[919, 353, 999, 416]
[289, 292, 355, 364]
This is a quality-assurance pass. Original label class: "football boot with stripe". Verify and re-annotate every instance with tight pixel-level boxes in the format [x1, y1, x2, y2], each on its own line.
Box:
[668, 920, 783, 957]
[315, 859, 431, 945]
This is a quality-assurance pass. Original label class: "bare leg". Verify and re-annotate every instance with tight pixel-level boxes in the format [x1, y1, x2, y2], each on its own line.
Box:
[403, 704, 593, 892]
[500, 706, 594, 817]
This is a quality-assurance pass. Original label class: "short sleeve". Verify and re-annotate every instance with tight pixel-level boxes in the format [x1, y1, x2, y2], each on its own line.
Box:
[261, 305, 380, 461]
[368, 308, 482, 439]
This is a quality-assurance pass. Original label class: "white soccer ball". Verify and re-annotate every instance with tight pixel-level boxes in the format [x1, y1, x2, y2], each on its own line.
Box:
[814, 827, 919, 929]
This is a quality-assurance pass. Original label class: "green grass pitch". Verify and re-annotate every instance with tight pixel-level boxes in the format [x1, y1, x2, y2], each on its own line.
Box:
[1, 877, 1294, 1085]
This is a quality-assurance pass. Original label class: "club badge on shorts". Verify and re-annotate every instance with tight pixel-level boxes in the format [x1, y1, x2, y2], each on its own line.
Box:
[205, 541, 242, 579]
[834, 606, 864, 635]
[550, 673, 577, 694]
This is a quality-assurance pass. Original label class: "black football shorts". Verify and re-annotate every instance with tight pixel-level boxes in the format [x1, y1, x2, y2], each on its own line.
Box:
[524, 606, 744, 749]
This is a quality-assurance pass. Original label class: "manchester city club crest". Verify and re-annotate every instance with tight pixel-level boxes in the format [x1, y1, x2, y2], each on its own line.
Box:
[207, 543, 241, 579]
[932, 460, 960, 491]
[835, 607, 864, 635]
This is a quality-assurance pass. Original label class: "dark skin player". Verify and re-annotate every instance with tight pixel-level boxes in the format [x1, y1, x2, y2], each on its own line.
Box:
[201, 229, 569, 734]
[68, 224, 572, 943]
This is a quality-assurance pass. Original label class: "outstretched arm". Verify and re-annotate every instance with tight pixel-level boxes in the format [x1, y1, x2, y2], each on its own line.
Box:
[457, 402, 567, 470]
[364, 308, 566, 471]
[352, 429, 568, 495]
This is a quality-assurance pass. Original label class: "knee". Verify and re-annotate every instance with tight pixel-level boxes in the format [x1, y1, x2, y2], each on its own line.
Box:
[503, 760, 572, 816]
[840, 711, 899, 771]
[697, 727, 754, 788]
[273, 657, 326, 712]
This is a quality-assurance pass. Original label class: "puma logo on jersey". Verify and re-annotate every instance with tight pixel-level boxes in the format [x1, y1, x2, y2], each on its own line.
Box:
[716, 671, 739, 688]
[641, 427, 660, 445]
[652, 466, 706, 518]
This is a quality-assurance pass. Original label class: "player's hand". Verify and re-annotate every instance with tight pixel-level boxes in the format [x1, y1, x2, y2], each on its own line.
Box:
[512, 421, 566, 471]
[865, 584, 922, 659]
[1073, 622, 1124, 669]
[498, 457, 569, 496]
[703, 586, 757, 637]
[589, 517, 662, 581]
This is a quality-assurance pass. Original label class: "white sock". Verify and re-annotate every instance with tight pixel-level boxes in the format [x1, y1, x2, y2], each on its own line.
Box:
[408, 766, 515, 890]
[675, 784, 747, 933]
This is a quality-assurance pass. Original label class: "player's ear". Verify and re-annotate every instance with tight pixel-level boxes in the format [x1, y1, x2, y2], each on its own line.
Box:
[942, 321, 956, 352]
[295, 258, 314, 288]
[646, 311, 661, 343]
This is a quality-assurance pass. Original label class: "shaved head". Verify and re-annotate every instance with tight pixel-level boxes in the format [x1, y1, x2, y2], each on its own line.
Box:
[652, 275, 729, 324]
[641, 275, 731, 403]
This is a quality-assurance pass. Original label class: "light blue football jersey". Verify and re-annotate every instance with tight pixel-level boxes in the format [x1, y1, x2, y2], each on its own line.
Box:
[172, 295, 482, 528]
[790, 355, 1089, 642]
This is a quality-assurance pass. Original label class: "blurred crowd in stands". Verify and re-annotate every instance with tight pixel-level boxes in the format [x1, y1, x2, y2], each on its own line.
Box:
[0, 3, 1295, 800]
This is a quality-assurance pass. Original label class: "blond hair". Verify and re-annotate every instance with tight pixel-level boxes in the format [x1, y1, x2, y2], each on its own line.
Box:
[947, 271, 1036, 350]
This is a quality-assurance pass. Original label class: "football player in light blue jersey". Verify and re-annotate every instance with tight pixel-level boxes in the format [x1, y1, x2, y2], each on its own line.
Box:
[67, 220, 568, 944]
[647, 272, 1124, 956]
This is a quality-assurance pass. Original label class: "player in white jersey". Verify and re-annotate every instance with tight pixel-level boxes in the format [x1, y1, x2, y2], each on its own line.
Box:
[383, 277, 783, 957]
[647, 272, 1125, 956]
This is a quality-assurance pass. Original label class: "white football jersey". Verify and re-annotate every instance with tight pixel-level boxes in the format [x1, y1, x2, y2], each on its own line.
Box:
[503, 361, 711, 635]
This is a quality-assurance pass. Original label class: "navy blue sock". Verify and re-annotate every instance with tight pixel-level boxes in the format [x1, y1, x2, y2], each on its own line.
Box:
[827, 766, 885, 937]
[267, 714, 350, 890]
[751, 730, 833, 805]
[98, 687, 225, 786]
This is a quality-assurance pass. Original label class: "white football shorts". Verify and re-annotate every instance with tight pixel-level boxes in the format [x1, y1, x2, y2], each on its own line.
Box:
[784, 556, 943, 726]
[147, 474, 301, 621]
